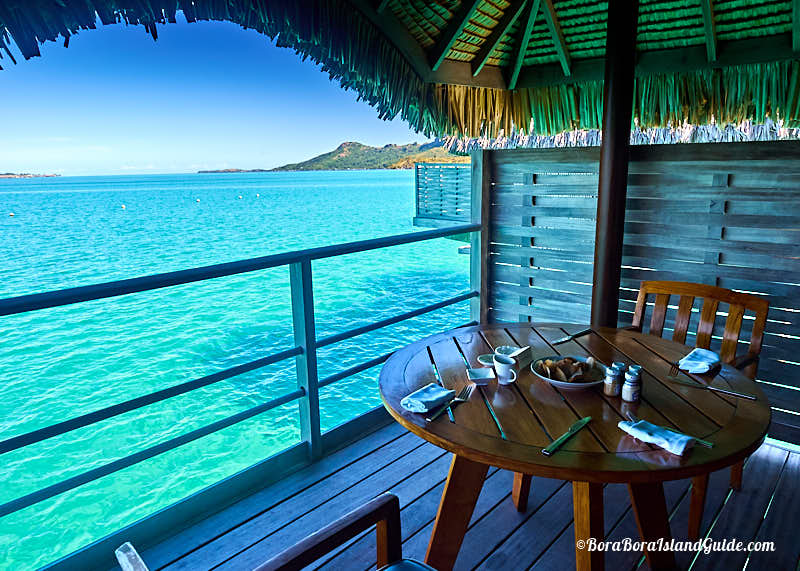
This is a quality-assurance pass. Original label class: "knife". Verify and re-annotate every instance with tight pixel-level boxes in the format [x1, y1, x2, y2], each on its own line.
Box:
[542, 416, 592, 456]
[552, 328, 593, 345]
[667, 376, 756, 400]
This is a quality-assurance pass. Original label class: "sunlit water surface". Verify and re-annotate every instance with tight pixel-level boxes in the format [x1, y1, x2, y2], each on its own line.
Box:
[0, 171, 470, 569]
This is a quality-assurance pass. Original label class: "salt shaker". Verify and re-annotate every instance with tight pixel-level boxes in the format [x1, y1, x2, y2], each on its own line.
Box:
[603, 364, 622, 397]
[622, 365, 642, 402]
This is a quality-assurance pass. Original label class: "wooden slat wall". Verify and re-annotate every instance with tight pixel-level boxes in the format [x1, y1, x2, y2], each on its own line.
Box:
[483, 141, 800, 443]
[414, 163, 471, 224]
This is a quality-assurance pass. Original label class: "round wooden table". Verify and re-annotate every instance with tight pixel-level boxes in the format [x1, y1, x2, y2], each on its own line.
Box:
[379, 323, 770, 571]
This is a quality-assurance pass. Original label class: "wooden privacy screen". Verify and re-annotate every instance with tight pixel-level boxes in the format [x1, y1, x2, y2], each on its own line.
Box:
[478, 141, 800, 443]
[413, 163, 471, 227]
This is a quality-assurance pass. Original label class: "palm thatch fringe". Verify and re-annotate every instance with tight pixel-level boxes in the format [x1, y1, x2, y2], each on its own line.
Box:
[444, 118, 800, 153]
[2, 1, 799, 138]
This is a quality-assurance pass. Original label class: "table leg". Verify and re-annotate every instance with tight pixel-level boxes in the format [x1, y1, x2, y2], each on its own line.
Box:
[627, 482, 676, 570]
[730, 459, 744, 490]
[425, 454, 489, 571]
[688, 473, 709, 540]
[573, 481, 604, 571]
[512, 473, 532, 512]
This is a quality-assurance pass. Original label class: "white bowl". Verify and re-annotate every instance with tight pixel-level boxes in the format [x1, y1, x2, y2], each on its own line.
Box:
[530, 355, 604, 390]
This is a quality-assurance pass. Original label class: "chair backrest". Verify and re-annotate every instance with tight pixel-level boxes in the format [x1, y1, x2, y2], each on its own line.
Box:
[631, 280, 769, 364]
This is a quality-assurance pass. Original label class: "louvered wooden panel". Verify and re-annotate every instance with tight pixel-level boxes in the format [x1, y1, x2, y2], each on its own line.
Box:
[413, 163, 471, 226]
[482, 142, 800, 443]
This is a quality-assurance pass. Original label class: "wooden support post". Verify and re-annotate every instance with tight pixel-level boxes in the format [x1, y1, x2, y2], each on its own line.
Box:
[470, 150, 492, 323]
[512, 473, 532, 511]
[425, 455, 489, 570]
[688, 473, 709, 540]
[628, 482, 676, 570]
[290, 260, 322, 460]
[590, 0, 639, 328]
[573, 481, 604, 571]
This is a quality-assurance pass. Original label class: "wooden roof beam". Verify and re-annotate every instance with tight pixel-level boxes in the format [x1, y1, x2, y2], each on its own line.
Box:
[700, 0, 717, 62]
[471, 0, 528, 77]
[429, 0, 482, 71]
[515, 32, 795, 88]
[508, 0, 541, 90]
[376, 0, 391, 13]
[541, 0, 570, 76]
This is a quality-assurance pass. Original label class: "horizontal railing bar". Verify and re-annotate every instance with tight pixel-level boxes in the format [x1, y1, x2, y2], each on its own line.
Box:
[319, 352, 395, 388]
[0, 224, 480, 317]
[0, 347, 302, 456]
[0, 388, 305, 519]
[317, 291, 478, 349]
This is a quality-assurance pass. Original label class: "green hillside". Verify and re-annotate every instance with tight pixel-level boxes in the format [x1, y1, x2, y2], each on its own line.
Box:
[269, 141, 469, 171]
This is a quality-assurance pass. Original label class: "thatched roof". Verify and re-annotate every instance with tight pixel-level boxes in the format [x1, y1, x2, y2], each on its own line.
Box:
[1, 1, 799, 136]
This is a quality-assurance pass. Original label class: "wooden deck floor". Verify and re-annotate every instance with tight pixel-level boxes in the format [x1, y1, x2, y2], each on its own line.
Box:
[140, 421, 800, 571]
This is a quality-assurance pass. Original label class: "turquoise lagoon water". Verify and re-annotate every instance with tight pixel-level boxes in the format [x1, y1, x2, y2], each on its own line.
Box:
[0, 171, 470, 569]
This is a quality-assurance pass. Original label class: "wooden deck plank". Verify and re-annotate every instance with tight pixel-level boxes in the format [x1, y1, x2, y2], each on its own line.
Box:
[313, 466, 504, 570]
[527, 483, 635, 571]
[212, 442, 447, 570]
[401, 469, 540, 567]
[746, 450, 800, 570]
[143, 427, 795, 571]
[162, 431, 429, 570]
[145, 421, 406, 568]
[601, 477, 690, 571]
[454, 476, 567, 569]
[690, 445, 789, 571]
[475, 483, 574, 569]
[668, 467, 737, 570]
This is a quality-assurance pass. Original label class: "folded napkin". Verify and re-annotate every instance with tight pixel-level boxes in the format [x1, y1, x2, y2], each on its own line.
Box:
[678, 348, 720, 374]
[401, 383, 455, 413]
[618, 420, 695, 456]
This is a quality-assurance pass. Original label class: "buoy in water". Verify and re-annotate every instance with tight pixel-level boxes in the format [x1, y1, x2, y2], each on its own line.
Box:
[238, 195, 243, 199]
[8, 212, 14, 217]
[256, 193, 260, 197]
[121, 204, 126, 210]
[196, 198, 200, 202]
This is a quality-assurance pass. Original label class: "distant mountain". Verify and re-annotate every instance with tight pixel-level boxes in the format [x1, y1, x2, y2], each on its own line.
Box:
[271, 140, 469, 171]
[198, 141, 468, 174]
[0, 173, 60, 178]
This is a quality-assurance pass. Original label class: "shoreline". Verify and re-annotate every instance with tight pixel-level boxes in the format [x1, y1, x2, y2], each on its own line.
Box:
[0, 173, 60, 179]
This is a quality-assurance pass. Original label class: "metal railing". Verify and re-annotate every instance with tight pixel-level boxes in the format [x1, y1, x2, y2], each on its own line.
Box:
[0, 223, 480, 522]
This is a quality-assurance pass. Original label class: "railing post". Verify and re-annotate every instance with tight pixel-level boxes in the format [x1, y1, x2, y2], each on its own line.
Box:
[470, 150, 491, 323]
[290, 259, 322, 460]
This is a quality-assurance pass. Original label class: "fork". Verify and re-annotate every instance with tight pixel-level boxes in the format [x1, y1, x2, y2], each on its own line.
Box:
[668, 361, 680, 377]
[426, 384, 473, 422]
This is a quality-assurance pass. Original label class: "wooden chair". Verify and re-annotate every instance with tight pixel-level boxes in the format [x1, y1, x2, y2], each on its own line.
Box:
[631, 280, 769, 540]
[256, 493, 434, 571]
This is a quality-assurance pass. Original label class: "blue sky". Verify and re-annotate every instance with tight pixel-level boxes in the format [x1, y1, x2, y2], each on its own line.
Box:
[0, 13, 426, 175]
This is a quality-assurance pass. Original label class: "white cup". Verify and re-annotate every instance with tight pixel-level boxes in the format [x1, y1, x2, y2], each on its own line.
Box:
[493, 354, 517, 383]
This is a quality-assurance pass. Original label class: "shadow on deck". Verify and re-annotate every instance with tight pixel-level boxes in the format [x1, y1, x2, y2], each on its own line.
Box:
[139, 422, 800, 570]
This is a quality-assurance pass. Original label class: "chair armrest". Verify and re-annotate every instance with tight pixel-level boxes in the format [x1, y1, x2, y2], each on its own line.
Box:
[254, 493, 402, 571]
